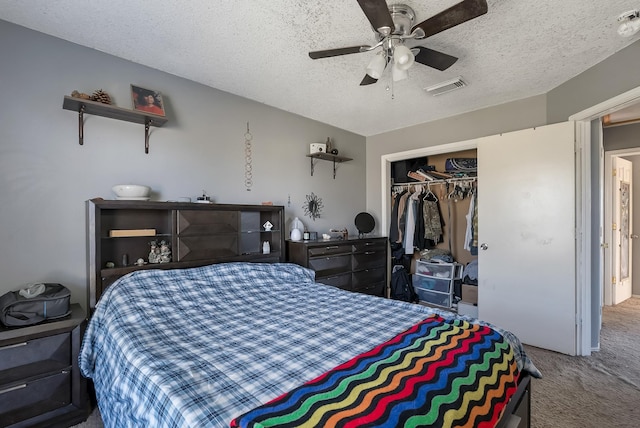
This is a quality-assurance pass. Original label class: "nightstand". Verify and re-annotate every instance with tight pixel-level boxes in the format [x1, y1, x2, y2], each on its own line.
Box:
[0, 303, 89, 427]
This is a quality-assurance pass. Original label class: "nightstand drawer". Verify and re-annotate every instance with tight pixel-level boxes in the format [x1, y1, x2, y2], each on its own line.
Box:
[0, 333, 70, 377]
[0, 370, 71, 424]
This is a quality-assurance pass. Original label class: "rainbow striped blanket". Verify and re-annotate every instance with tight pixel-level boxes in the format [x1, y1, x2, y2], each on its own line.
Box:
[231, 315, 518, 428]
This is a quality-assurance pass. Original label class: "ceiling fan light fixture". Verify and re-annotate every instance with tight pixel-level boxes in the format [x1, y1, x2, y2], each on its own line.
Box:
[366, 52, 387, 79]
[393, 44, 415, 71]
[392, 64, 408, 82]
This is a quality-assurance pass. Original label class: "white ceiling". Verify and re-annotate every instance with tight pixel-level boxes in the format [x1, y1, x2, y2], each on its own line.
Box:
[1, 0, 639, 136]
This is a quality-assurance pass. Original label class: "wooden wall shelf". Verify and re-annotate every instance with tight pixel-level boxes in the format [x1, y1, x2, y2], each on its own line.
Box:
[62, 96, 168, 154]
[306, 152, 352, 179]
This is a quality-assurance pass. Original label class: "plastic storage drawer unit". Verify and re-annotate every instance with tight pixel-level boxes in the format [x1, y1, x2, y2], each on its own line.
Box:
[414, 287, 452, 308]
[412, 274, 451, 293]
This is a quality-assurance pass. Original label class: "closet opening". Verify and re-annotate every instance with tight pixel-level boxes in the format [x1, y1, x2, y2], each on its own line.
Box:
[388, 148, 478, 316]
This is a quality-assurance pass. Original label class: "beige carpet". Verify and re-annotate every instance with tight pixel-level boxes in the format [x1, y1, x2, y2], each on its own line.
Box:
[72, 298, 640, 428]
[525, 297, 640, 428]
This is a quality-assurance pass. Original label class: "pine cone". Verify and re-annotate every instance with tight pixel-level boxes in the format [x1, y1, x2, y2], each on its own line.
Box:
[91, 89, 112, 105]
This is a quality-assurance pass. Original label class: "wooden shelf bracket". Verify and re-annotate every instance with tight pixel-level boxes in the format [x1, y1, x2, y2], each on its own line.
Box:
[78, 105, 85, 145]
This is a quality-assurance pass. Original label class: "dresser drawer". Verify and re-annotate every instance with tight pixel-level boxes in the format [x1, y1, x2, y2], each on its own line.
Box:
[317, 273, 351, 290]
[0, 333, 70, 376]
[352, 251, 385, 271]
[309, 254, 351, 278]
[352, 267, 386, 288]
[352, 240, 386, 253]
[308, 243, 352, 257]
[0, 370, 71, 424]
[353, 280, 385, 297]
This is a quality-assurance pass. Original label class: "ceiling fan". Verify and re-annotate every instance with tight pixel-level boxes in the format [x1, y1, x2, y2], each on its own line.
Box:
[309, 0, 488, 85]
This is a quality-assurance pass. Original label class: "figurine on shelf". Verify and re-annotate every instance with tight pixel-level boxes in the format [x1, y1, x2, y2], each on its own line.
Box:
[149, 240, 160, 264]
[159, 240, 171, 263]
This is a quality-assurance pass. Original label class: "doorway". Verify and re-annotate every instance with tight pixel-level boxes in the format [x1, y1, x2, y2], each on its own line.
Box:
[571, 85, 640, 354]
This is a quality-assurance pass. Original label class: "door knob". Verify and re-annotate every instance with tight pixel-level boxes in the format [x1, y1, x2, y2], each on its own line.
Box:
[632, 234, 639, 239]
[480, 243, 488, 250]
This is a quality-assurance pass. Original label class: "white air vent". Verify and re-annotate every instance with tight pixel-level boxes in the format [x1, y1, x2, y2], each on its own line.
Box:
[424, 76, 467, 96]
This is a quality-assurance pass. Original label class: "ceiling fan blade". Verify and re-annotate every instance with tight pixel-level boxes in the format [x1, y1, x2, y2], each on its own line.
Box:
[413, 47, 458, 71]
[411, 0, 488, 39]
[309, 45, 371, 59]
[357, 0, 395, 35]
[359, 74, 378, 86]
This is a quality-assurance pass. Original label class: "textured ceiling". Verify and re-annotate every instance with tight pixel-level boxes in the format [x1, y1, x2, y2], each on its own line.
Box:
[1, 0, 639, 136]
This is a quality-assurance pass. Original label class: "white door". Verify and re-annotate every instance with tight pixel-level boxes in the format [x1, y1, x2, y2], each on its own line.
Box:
[612, 157, 633, 304]
[477, 122, 577, 355]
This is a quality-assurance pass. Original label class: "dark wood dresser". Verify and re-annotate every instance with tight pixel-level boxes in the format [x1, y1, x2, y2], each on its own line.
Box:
[0, 304, 89, 427]
[287, 237, 388, 297]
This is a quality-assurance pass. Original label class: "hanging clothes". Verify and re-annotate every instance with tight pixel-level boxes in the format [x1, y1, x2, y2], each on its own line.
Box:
[403, 190, 423, 254]
[396, 190, 411, 244]
[463, 189, 478, 255]
[423, 194, 443, 245]
[471, 190, 478, 254]
[464, 190, 475, 252]
[413, 192, 426, 250]
[388, 190, 404, 243]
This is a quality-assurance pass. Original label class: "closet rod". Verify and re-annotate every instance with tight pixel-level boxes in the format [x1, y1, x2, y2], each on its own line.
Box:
[392, 176, 477, 188]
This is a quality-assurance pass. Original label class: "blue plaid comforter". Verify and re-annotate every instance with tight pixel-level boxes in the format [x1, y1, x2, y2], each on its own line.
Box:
[79, 262, 539, 428]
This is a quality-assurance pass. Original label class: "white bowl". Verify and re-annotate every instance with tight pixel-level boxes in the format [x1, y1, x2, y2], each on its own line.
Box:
[112, 184, 151, 198]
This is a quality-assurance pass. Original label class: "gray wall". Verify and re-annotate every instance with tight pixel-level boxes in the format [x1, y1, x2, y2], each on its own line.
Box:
[0, 20, 366, 309]
[547, 41, 640, 124]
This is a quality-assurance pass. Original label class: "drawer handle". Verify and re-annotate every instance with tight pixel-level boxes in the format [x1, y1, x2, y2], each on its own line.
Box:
[325, 246, 339, 250]
[0, 384, 27, 395]
[0, 342, 27, 351]
[364, 251, 376, 255]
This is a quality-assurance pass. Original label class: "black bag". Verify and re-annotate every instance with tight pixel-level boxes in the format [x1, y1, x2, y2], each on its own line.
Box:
[390, 265, 418, 303]
[0, 283, 71, 327]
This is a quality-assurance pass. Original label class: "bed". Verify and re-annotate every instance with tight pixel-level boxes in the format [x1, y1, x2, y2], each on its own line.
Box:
[79, 262, 540, 427]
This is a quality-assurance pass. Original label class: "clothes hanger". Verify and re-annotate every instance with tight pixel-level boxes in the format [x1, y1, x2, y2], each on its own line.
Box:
[423, 183, 438, 202]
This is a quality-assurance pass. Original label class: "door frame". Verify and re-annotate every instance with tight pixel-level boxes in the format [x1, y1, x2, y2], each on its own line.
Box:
[605, 151, 638, 305]
[570, 85, 640, 355]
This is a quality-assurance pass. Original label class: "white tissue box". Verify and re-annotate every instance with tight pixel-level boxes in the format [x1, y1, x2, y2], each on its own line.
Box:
[310, 143, 326, 154]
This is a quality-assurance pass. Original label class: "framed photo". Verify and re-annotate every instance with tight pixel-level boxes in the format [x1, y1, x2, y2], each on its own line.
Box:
[131, 85, 165, 116]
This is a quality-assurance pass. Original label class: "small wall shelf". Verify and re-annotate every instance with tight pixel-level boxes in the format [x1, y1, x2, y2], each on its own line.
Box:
[62, 96, 168, 154]
[306, 152, 352, 179]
